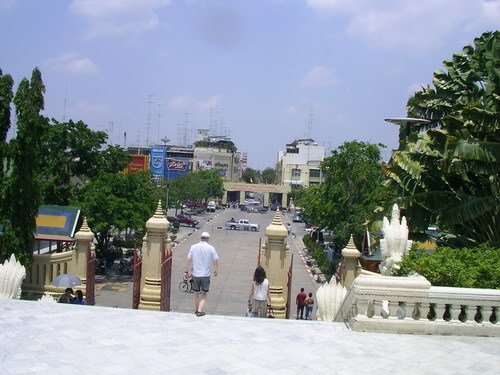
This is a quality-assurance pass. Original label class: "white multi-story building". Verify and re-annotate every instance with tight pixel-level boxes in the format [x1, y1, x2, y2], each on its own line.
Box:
[277, 139, 325, 187]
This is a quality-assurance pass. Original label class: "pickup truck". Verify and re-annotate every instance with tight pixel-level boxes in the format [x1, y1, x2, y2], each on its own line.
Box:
[225, 219, 260, 231]
[167, 214, 199, 227]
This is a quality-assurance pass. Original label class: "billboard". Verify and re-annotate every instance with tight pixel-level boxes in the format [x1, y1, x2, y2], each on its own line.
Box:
[166, 157, 190, 179]
[125, 155, 148, 173]
[150, 147, 166, 177]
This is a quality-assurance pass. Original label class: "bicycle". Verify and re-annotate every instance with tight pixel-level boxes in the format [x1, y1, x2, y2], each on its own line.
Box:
[179, 276, 193, 293]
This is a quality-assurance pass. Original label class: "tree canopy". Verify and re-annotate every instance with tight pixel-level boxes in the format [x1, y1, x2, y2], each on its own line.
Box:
[2, 68, 47, 265]
[165, 169, 225, 208]
[300, 141, 392, 248]
[76, 171, 156, 256]
[384, 31, 500, 246]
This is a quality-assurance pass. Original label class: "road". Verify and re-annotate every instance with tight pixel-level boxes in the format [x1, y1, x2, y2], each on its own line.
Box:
[95, 207, 320, 318]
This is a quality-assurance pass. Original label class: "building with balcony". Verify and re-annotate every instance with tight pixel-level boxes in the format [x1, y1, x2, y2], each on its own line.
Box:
[277, 139, 325, 187]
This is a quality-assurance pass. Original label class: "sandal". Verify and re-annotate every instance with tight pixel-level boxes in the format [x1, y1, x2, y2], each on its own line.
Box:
[196, 311, 206, 317]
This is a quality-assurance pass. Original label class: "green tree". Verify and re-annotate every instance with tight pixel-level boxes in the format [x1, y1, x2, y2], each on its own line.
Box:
[384, 31, 500, 246]
[3, 68, 47, 265]
[0, 70, 14, 184]
[261, 167, 277, 184]
[77, 171, 156, 257]
[241, 168, 260, 183]
[164, 169, 224, 208]
[40, 119, 130, 205]
[302, 141, 391, 248]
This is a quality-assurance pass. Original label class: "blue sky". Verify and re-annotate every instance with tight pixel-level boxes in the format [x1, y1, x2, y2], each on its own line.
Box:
[1, 0, 499, 169]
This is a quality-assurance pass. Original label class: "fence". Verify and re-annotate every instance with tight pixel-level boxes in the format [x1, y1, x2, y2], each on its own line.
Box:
[335, 275, 499, 337]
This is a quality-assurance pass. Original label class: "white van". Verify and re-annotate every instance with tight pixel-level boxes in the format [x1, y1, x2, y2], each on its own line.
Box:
[207, 201, 216, 212]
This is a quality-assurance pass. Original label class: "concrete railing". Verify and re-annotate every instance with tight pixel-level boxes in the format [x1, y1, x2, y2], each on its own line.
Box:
[335, 275, 499, 337]
[23, 250, 76, 294]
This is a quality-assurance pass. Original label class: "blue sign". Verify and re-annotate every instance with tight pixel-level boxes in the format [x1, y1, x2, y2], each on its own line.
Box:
[150, 147, 166, 177]
[166, 157, 191, 180]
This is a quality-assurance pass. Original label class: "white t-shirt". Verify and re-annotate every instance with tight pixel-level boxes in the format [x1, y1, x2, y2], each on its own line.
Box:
[252, 279, 269, 301]
[187, 240, 219, 277]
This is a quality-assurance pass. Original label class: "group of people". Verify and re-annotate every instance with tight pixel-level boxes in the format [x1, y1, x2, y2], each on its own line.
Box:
[295, 287, 314, 320]
[183, 231, 314, 320]
[58, 288, 86, 305]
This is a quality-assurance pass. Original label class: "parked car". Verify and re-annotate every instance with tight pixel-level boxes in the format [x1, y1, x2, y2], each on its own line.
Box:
[293, 213, 303, 222]
[167, 214, 199, 227]
[225, 219, 260, 231]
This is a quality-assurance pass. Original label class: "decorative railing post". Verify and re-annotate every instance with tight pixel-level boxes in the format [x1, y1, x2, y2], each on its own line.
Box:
[73, 217, 94, 288]
[138, 201, 169, 311]
[261, 212, 290, 319]
[341, 235, 361, 288]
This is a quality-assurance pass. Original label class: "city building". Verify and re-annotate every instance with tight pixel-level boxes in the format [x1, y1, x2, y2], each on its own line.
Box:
[125, 130, 242, 182]
[277, 139, 325, 187]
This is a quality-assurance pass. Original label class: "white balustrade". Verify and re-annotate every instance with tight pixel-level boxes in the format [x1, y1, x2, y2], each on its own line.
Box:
[335, 275, 499, 337]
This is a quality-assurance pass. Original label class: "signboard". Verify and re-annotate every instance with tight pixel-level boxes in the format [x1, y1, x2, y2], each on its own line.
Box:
[150, 147, 166, 177]
[166, 157, 190, 180]
[125, 155, 148, 173]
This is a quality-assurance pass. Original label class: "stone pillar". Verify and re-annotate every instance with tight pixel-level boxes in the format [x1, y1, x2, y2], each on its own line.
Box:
[341, 235, 361, 288]
[261, 212, 290, 318]
[73, 218, 94, 285]
[263, 192, 270, 207]
[239, 190, 245, 204]
[281, 193, 287, 208]
[138, 201, 170, 311]
[222, 191, 228, 205]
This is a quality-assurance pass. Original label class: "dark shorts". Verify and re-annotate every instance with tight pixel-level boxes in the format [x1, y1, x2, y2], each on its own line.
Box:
[192, 276, 210, 292]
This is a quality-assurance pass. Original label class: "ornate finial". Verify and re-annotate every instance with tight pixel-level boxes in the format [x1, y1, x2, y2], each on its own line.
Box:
[342, 234, 360, 258]
[272, 212, 283, 225]
[80, 217, 91, 232]
[265, 212, 288, 239]
[154, 200, 164, 218]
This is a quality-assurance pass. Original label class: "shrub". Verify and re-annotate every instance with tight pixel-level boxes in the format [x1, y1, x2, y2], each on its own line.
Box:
[394, 245, 500, 289]
[303, 234, 336, 276]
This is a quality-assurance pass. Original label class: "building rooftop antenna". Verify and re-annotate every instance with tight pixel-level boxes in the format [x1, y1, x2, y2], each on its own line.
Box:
[146, 94, 154, 147]
[62, 84, 68, 122]
[307, 106, 314, 139]
[157, 103, 162, 144]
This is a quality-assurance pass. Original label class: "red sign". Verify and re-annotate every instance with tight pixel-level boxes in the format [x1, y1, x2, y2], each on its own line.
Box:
[126, 155, 148, 173]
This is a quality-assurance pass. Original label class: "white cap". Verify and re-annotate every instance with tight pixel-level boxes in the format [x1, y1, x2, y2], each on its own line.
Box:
[201, 232, 210, 239]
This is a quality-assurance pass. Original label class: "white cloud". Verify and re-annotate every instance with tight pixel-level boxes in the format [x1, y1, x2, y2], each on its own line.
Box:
[45, 53, 99, 74]
[70, 0, 171, 38]
[307, 0, 500, 51]
[68, 101, 113, 122]
[0, 0, 16, 9]
[168, 94, 222, 114]
[300, 65, 337, 88]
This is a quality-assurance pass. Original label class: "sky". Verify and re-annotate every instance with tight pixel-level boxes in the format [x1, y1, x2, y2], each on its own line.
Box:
[1, 0, 499, 169]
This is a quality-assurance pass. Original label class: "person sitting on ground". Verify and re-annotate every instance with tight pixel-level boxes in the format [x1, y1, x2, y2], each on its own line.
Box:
[58, 288, 74, 303]
[72, 289, 86, 305]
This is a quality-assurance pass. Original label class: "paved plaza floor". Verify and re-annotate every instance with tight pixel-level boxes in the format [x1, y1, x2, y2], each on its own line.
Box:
[2, 298, 499, 374]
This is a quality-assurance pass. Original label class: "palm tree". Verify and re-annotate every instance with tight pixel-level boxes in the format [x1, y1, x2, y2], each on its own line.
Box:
[385, 31, 500, 246]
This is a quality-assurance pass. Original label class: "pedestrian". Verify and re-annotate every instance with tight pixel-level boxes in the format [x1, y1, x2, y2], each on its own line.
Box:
[58, 288, 74, 303]
[305, 292, 314, 320]
[72, 289, 86, 305]
[296, 287, 307, 319]
[184, 231, 219, 317]
[248, 266, 271, 318]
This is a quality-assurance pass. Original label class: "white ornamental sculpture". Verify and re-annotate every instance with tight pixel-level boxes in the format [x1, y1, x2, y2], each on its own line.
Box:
[0, 254, 26, 299]
[38, 292, 57, 303]
[316, 278, 347, 321]
[379, 204, 412, 275]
